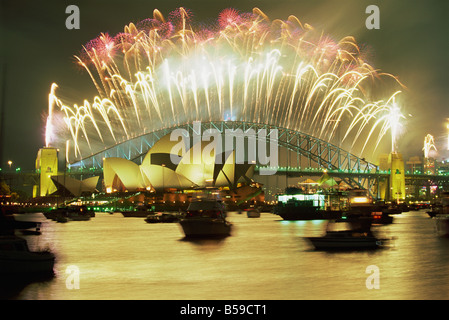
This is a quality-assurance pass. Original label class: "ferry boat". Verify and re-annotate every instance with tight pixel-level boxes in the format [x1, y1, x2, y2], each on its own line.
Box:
[179, 192, 231, 238]
[273, 187, 348, 220]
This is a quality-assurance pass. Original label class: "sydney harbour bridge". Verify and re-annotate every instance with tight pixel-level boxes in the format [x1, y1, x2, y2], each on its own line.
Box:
[5, 120, 449, 203]
[69, 120, 381, 193]
[65, 120, 449, 200]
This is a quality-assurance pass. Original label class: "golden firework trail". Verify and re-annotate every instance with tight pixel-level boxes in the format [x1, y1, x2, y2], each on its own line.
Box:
[423, 134, 437, 158]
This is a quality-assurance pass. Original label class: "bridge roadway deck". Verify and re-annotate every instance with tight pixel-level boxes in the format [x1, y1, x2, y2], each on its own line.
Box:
[2, 167, 449, 186]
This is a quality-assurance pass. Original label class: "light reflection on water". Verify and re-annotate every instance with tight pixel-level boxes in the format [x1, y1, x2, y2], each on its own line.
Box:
[8, 210, 449, 300]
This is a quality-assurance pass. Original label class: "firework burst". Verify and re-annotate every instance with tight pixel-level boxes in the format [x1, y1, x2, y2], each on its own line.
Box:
[48, 7, 405, 163]
[423, 134, 437, 158]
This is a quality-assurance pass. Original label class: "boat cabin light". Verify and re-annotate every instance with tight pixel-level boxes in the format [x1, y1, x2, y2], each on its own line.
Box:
[351, 196, 370, 204]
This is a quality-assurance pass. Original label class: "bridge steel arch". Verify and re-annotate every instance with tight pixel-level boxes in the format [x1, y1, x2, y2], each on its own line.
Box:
[69, 121, 380, 196]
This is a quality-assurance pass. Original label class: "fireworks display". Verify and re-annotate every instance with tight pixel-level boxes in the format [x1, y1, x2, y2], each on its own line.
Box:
[423, 134, 437, 158]
[47, 7, 405, 163]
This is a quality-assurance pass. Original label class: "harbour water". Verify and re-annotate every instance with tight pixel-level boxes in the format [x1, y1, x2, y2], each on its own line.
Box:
[4, 209, 449, 300]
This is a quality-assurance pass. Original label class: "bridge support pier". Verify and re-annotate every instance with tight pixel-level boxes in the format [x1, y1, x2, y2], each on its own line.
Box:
[389, 152, 406, 202]
[35, 147, 59, 197]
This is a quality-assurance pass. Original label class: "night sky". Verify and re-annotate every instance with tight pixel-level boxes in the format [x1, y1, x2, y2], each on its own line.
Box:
[1, 0, 448, 170]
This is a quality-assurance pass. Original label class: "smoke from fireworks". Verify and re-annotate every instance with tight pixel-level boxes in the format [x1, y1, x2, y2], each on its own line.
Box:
[447, 121, 449, 151]
[47, 7, 405, 163]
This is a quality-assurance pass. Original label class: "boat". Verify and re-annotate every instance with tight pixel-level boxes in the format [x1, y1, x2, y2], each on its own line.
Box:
[0, 235, 55, 277]
[69, 214, 90, 221]
[56, 214, 69, 223]
[120, 210, 150, 217]
[20, 222, 42, 235]
[120, 205, 155, 217]
[0, 210, 41, 234]
[44, 208, 62, 220]
[427, 207, 441, 218]
[410, 202, 429, 211]
[273, 188, 347, 220]
[370, 211, 394, 225]
[306, 220, 385, 250]
[179, 198, 231, 238]
[145, 212, 182, 223]
[341, 189, 392, 221]
[427, 193, 449, 218]
[245, 206, 260, 218]
[20, 229, 42, 236]
[347, 189, 374, 210]
[45, 205, 93, 221]
[67, 206, 92, 221]
[382, 205, 403, 215]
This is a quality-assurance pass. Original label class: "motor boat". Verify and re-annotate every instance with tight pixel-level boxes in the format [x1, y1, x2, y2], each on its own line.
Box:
[371, 211, 394, 225]
[0, 235, 55, 277]
[145, 212, 182, 223]
[427, 205, 441, 218]
[56, 214, 69, 223]
[245, 206, 260, 218]
[428, 193, 449, 218]
[179, 199, 231, 238]
[306, 220, 386, 250]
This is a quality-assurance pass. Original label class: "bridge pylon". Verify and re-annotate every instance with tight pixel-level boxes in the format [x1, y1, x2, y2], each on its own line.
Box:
[35, 147, 59, 197]
[378, 152, 406, 202]
[389, 152, 406, 201]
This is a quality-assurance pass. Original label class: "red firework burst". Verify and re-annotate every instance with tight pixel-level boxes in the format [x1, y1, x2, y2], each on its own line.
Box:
[168, 7, 193, 30]
[136, 18, 162, 33]
[81, 33, 117, 64]
[158, 22, 175, 39]
[218, 8, 240, 29]
[114, 32, 135, 53]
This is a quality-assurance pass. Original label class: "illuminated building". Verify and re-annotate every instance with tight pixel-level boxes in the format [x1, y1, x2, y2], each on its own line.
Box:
[406, 156, 423, 174]
[424, 157, 436, 175]
[50, 175, 99, 197]
[103, 133, 255, 193]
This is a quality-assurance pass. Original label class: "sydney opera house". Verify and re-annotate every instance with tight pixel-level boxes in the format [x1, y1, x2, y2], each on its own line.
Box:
[103, 133, 255, 193]
[35, 133, 264, 209]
